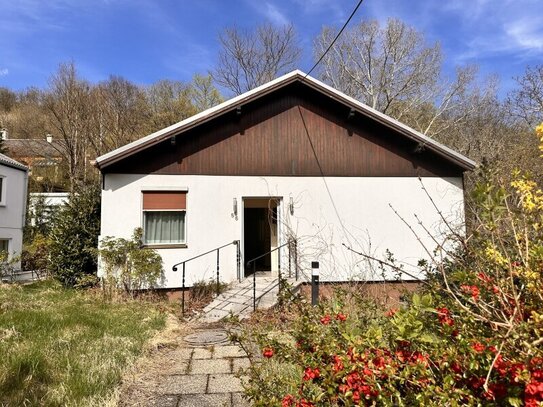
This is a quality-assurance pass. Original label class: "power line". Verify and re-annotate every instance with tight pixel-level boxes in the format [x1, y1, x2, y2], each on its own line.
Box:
[296, 106, 353, 249]
[306, 0, 365, 77]
[298, 0, 365, 251]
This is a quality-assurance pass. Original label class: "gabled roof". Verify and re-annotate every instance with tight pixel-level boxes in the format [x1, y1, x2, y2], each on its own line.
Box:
[0, 152, 28, 172]
[95, 70, 476, 171]
[5, 139, 64, 159]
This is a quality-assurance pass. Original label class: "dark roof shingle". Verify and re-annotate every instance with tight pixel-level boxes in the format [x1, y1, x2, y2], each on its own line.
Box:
[0, 153, 28, 171]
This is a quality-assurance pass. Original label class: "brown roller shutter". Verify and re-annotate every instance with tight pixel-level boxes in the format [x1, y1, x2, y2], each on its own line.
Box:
[143, 191, 186, 210]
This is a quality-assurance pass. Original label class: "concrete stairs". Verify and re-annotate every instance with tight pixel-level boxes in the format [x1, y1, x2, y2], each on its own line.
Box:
[199, 275, 303, 323]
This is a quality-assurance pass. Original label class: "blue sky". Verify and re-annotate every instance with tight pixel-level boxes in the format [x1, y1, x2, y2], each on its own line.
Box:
[1, 0, 542, 98]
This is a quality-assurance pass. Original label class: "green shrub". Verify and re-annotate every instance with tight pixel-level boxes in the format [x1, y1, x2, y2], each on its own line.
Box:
[20, 233, 50, 272]
[99, 228, 164, 297]
[48, 184, 100, 287]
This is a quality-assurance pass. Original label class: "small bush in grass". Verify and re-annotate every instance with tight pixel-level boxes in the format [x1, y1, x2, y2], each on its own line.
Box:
[21, 232, 50, 272]
[191, 278, 229, 301]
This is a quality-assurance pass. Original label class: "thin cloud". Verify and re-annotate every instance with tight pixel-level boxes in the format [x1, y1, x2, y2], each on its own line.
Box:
[505, 18, 543, 52]
[0, 68, 9, 76]
[454, 16, 543, 63]
[263, 2, 289, 26]
[292, 0, 345, 21]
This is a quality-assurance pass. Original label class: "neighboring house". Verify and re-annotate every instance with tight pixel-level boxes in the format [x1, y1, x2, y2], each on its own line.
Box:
[95, 70, 475, 289]
[0, 153, 28, 268]
[28, 192, 70, 225]
[4, 135, 66, 191]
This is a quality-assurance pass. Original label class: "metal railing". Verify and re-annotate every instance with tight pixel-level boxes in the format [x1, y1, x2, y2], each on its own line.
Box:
[0, 268, 46, 283]
[173, 240, 240, 315]
[246, 238, 297, 311]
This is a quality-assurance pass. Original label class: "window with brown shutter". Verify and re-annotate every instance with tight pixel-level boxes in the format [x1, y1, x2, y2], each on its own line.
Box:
[142, 191, 187, 245]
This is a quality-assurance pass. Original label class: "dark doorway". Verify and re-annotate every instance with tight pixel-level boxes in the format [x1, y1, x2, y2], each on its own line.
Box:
[244, 207, 272, 275]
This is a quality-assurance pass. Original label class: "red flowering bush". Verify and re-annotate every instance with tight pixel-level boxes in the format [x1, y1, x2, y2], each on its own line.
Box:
[241, 287, 539, 406]
[238, 126, 543, 406]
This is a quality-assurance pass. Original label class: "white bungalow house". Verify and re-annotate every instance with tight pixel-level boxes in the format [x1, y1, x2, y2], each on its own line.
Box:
[0, 153, 28, 268]
[95, 71, 475, 289]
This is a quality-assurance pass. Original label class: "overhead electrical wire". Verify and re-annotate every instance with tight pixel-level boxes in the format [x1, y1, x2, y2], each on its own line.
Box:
[306, 0, 365, 78]
[298, 0, 365, 254]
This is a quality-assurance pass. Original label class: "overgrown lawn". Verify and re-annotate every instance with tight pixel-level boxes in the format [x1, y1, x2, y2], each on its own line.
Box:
[0, 280, 166, 406]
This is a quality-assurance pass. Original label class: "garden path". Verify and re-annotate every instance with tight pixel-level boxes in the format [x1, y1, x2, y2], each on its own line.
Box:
[119, 319, 252, 407]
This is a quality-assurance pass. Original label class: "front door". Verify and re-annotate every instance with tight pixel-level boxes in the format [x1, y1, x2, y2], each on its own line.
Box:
[243, 198, 280, 277]
[244, 207, 272, 274]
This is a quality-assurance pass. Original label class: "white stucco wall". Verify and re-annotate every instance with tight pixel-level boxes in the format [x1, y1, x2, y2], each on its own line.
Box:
[0, 164, 28, 267]
[100, 174, 465, 288]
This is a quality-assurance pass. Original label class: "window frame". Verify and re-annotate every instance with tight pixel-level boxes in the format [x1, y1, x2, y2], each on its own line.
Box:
[0, 239, 9, 256]
[141, 189, 188, 249]
[0, 176, 5, 206]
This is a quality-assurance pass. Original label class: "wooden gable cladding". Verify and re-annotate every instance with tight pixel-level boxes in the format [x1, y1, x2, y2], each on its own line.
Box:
[105, 83, 463, 177]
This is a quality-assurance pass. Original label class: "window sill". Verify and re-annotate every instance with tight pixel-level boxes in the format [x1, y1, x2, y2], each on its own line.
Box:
[143, 244, 187, 249]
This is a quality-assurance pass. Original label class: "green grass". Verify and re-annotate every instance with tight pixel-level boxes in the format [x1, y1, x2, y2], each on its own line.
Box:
[0, 280, 166, 406]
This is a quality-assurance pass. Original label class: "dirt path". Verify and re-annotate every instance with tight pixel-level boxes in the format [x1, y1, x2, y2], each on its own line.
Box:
[117, 315, 251, 407]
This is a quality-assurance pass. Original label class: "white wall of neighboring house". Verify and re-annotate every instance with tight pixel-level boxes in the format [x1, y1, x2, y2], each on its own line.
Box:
[100, 173, 465, 288]
[29, 192, 70, 225]
[0, 163, 28, 268]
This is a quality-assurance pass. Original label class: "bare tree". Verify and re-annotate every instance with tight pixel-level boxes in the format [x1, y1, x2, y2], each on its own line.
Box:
[190, 74, 223, 112]
[145, 79, 196, 131]
[506, 65, 543, 128]
[0, 88, 16, 113]
[0, 88, 49, 140]
[213, 23, 301, 95]
[315, 18, 480, 138]
[43, 62, 93, 190]
[89, 76, 149, 156]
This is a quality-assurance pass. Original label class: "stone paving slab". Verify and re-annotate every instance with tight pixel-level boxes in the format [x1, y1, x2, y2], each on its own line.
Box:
[203, 308, 231, 321]
[221, 295, 251, 305]
[190, 358, 231, 375]
[200, 276, 303, 323]
[232, 357, 251, 373]
[171, 347, 194, 360]
[213, 345, 247, 358]
[232, 392, 251, 407]
[192, 347, 213, 359]
[208, 374, 245, 393]
[220, 302, 249, 314]
[177, 393, 231, 407]
[157, 374, 208, 395]
[168, 360, 189, 375]
[148, 395, 178, 407]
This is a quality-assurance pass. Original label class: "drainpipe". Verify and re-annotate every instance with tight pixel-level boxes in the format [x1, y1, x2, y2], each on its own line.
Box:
[20, 169, 29, 267]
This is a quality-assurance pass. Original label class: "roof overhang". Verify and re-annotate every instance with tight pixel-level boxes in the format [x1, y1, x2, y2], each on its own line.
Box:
[95, 70, 476, 172]
[0, 153, 28, 172]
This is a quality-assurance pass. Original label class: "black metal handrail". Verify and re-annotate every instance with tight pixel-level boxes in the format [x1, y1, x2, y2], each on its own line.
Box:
[173, 240, 240, 315]
[246, 239, 297, 311]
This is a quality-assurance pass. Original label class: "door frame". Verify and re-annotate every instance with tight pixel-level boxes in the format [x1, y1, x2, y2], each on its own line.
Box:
[241, 196, 282, 279]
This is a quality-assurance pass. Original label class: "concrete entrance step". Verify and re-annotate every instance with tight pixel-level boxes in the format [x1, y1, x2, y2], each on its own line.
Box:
[199, 275, 302, 323]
